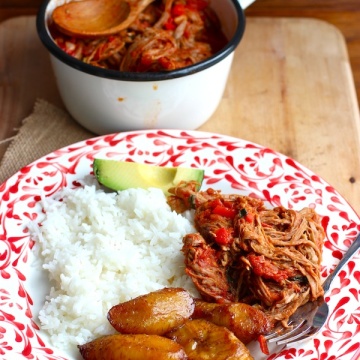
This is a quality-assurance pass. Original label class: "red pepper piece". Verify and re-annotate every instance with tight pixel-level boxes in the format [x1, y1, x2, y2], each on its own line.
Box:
[172, 4, 187, 16]
[212, 205, 237, 219]
[258, 335, 270, 355]
[140, 55, 153, 67]
[210, 199, 236, 219]
[164, 18, 176, 30]
[214, 227, 233, 245]
[209, 198, 222, 207]
[248, 254, 289, 282]
[158, 57, 173, 70]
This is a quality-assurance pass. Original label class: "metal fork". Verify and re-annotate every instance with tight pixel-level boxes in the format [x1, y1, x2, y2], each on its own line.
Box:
[265, 232, 360, 347]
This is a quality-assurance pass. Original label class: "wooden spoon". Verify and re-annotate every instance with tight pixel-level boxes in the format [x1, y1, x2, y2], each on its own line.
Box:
[52, 0, 155, 37]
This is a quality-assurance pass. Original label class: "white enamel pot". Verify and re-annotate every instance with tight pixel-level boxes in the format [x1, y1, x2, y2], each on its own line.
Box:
[37, 0, 253, 135]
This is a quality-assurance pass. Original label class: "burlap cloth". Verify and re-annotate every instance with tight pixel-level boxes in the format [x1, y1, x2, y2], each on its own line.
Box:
[0, 99, 94, 184]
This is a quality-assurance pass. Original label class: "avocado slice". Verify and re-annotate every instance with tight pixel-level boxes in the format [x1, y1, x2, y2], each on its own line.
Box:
[93, 159, 204, 195]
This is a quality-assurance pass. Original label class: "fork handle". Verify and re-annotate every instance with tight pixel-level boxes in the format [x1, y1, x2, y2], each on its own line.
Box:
[322, 232, 360, 294]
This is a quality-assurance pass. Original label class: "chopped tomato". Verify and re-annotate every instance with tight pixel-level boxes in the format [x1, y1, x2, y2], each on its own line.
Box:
[140, 55, 153, 67]
[209, 199, 237, 219]
[197, 247, 216, 264]
[209, 198, 222, 207]
[261, 222, 272, 228]
[172, 4, 187, 16]
[248, 254, 289, 282]
[158, 57, 173, 70]
[164, 18, 176, 30]
[239, 208, 254, 223]
[214, 227, 233, 245]
[258, 335, 270, 355]
[212, 205, 236, 219]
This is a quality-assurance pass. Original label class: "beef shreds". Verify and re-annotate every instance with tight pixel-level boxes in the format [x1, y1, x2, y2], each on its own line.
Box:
[167, 181, 325, 325]
[50, 0, 228, 72]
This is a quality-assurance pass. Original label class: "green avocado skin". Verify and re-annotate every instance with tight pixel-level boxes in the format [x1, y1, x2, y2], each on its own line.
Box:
[93, 159, 204, 194]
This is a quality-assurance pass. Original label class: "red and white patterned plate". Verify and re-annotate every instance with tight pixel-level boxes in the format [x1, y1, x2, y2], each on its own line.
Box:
[1, 130, 360, 360]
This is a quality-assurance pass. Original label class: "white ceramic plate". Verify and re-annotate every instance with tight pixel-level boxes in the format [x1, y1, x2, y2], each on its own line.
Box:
[1, 130, 360, 360]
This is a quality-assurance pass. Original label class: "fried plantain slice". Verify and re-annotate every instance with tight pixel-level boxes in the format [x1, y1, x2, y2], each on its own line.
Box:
[192, 300, 272, 344]
[78, 333, 188, 360]
[107, 287, 195, 335]
[167, 319, 254, 360]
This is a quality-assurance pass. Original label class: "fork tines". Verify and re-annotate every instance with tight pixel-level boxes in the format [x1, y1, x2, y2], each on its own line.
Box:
[264, 299, 322, 347]
[265, 321, 315, 346]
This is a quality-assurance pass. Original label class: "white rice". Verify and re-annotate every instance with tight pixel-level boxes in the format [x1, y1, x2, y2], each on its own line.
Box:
[29, 181, 197, 351]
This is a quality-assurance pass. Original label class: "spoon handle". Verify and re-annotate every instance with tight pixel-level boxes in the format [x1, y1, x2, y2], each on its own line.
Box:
[322, 232, 360, 294]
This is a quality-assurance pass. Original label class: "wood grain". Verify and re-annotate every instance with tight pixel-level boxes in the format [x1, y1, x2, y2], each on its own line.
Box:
[246, 0, 360, 108]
